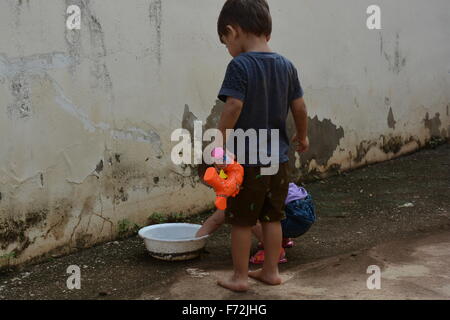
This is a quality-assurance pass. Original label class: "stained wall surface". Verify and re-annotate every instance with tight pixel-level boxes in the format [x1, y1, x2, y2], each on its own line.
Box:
[1, 0, 449, 265]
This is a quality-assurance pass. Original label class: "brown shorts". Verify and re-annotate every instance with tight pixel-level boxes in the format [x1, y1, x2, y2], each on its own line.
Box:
[224, 162, 289, 226]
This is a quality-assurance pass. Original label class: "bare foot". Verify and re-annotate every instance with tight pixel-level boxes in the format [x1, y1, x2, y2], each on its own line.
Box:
[217, 276, 249, 292]
[248, 269, 282, 286]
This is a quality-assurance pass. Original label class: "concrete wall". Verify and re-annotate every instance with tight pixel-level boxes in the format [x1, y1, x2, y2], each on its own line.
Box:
[1, 0, 449, 266]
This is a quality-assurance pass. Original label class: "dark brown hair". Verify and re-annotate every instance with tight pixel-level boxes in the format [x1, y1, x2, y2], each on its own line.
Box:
[217, 0, 272, 41]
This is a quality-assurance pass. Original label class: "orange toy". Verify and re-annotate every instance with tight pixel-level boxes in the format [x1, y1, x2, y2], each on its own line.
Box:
[203, 149, 244, 210]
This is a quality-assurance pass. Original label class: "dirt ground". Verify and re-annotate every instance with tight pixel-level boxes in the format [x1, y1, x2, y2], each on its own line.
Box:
[0, 143, 449, 300]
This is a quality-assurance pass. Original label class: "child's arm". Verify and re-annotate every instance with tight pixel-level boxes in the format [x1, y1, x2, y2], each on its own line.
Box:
[214, 96, 243, 167]
[290, 97, 309, 153]
[217, 96, 244, 144]
[195, 210, 225, 237]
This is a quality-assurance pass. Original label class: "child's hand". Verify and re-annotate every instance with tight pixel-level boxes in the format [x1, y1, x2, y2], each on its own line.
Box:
[292, 135, 309, 153]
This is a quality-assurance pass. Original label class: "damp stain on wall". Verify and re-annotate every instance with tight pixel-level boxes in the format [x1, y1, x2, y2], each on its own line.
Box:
[17, 0, 31, 8]
[380, 135, 408, 154]
[0, 145, 167, 263]
[383, 33, 407, 74]
[85, 7, 114, 94]
[64, 0, 83, 74]
[0, 208, 48, 255]
[63, 0, 114, 93]
[44, 199, 74, 242]
[354, 140, 379, 163]
[105, 154, 160, 205]
[352, 134, 419, 166]
[9, 0, 31, 28]
[424, 112, 442, 137]
[6, 73, 32, 120]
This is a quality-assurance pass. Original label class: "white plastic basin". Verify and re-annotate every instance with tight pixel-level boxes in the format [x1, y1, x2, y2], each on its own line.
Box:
[138, 223, 209, 261]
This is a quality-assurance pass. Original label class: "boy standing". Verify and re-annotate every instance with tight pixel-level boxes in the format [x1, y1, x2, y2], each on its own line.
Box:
[215, 0, 309, 292]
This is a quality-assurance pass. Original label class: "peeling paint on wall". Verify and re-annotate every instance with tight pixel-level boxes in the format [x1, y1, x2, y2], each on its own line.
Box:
[299, 115, 345, 166]
[387, 107, 396, 129]
[286, 112, 346, 180]
[204, 100, 225, 131]
[181, 104, 198, 138]
[0, 52, 75, 77]
[182, 100, 225, 143]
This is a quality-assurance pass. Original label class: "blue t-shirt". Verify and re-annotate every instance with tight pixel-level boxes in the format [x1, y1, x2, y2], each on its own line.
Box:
[218, 51, 304, 166]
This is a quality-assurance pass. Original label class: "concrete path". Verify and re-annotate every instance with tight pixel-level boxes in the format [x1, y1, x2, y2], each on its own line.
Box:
[157, 231, 450, 300]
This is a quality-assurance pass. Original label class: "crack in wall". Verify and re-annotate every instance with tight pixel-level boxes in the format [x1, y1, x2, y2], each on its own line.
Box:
[96, 192, 114, 236]
[0, 51, 163, 168]
[149, 0, 162, 65]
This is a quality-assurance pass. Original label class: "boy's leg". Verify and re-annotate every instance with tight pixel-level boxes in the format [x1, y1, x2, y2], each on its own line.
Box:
[195, 210, 225, 237]
[249, 221, 282, 285]
[249, 162, 289, 285]
[251, 222, 264, 244]
[217, 224, 252, 292]
[219, 166, 267, 292]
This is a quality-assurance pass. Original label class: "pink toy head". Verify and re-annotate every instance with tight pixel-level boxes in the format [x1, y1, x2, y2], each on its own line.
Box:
[211, 147, 224, 159]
